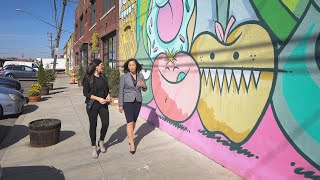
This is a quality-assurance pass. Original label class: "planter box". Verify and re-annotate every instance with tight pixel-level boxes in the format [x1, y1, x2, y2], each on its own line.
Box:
[40, 86, 49, 95]
[110, 97, 118, 106]
[46, 83, 53, 90]
[29, 119, 61, 147]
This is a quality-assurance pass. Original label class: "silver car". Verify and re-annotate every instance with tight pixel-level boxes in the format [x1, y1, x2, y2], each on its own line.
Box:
[0, 65, 37, 79]
[0, 87, 26, 119]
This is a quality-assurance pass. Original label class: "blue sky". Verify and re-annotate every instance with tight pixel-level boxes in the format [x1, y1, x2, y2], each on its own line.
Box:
[0, 0, 77, 59]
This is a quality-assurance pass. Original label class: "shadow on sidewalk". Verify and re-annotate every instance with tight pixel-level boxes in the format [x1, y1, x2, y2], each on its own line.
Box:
[22, 104, 38, 115]
[1, 165, 65, 180]
[134, 122, 156, 149]
[41, 97, 52, 101]
[0, 125, 28, 150]
[105, 124, 127, 148]
[49, 91, 64, 95]
[60, 131, 76, 142]
[53, 87, 67, 90]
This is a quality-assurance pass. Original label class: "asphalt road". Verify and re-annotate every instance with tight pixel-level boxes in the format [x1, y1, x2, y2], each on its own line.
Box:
[0, 79, 36, 144]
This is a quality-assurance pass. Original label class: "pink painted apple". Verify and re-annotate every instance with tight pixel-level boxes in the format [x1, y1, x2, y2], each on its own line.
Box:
[152, 50, 200, 121]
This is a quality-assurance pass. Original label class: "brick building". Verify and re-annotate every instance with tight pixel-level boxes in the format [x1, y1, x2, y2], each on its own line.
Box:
[73, 0, 119, 70]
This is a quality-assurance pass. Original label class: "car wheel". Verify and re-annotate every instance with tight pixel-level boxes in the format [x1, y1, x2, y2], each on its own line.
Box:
[6, 74, 14, 78]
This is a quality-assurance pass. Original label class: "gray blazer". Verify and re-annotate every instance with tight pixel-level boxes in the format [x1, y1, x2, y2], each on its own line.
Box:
[119, 72, 147, 106]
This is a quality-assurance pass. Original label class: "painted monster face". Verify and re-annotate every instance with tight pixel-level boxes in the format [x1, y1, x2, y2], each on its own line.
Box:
[119, 0, 137, 62]
[147, 0, 196, 60]
[191, 23, 275, 143]
[152, 52, 200, 121]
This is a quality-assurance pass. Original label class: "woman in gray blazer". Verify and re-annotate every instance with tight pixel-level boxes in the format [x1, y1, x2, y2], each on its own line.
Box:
[119, 58, 147, 154]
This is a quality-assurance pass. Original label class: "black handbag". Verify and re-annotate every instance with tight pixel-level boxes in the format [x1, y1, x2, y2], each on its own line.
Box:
[86, 99, 94, 110]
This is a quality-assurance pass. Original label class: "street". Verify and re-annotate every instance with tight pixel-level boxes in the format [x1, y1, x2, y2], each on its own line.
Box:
[0, 79, 36, 145]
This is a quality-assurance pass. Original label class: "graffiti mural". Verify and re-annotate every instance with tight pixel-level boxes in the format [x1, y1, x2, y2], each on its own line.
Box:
[119, 0, 320, 179]
[119, 0, 137, 62]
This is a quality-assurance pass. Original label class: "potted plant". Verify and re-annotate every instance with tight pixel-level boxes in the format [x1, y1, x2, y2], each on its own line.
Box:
[45, 69, 55, 90]
[28, 83, 42, 103]
[108, 67, 120, 106]
[76, 64, 85, 86]
[37, 61, 49, 95]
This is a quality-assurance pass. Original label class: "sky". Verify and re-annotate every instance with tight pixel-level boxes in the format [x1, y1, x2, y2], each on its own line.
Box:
[0, 0, 77, 59]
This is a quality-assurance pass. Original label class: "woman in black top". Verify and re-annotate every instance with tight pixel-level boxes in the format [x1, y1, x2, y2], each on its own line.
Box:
[82, 59, 111, 158]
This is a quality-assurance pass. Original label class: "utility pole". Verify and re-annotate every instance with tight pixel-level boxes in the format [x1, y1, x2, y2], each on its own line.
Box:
[47, 32, 54, 58]
[53, 0, 67, 74]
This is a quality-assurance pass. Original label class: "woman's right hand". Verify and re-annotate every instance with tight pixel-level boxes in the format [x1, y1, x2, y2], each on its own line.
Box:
[98, 97, 108, 104]
[119, 106, 123, 113]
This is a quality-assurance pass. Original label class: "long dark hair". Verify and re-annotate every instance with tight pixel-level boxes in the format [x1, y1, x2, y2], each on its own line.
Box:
[123, 58, 142, 73]
[83, 59, 102, 85]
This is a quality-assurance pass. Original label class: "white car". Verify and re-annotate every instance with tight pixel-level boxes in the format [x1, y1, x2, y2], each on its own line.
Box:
[0, 87, 26, 119]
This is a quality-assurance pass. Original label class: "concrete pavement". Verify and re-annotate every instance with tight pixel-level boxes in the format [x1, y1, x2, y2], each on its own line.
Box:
[0, 74, 242, 180]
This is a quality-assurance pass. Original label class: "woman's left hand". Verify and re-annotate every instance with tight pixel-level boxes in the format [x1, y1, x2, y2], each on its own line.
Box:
[137, 81, 146, 88]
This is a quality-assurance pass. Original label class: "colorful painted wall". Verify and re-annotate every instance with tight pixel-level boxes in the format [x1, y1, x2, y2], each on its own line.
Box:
[119, 0, 320, 179]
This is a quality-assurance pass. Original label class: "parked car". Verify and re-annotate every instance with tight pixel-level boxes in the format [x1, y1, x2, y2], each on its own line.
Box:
[3, 61, 39, 71]
[0, 65, 37, 79]
[0, 87, 26, 119]
[0, 76, 24, 93]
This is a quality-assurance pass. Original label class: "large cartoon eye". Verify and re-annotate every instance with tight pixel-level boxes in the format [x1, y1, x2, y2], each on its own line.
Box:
[233, 51, 239, 60]
[210, 52, 215, 60]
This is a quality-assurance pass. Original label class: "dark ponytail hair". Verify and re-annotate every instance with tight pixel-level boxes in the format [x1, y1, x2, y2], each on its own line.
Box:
[83, 59, 102, 85]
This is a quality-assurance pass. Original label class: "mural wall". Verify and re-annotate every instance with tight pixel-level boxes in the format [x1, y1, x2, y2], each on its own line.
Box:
[119, 0, 320, 179]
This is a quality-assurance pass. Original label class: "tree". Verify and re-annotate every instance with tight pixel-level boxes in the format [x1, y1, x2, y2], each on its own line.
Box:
[37, 60, 46, 87]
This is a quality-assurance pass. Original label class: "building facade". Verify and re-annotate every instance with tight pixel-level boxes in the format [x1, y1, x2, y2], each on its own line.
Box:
[73, 0, 119, 70]
[119, 0, 320, 179]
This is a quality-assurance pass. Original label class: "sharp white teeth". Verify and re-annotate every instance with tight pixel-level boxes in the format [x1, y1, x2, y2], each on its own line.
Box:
[129, 6, 132, 13]
[199, 68, 203, 76]
[210, 69, 217, 89]
[217, 69, 224, 91]
[233, 70, 242, 89]
[225, 69, 232, 88]
[203, 69, 210, 83]
[253, 70, 260, 86]
[141, 69, 151, 79]
[132, 3, 135, 8]
[243, 70, 251, 89]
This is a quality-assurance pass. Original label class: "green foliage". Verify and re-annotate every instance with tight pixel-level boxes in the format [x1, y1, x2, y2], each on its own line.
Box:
[28, 84, 41, 96]
[37, 60, 46, 87]
[76, 64, 85, 82]
[102, 61, 111, 75]
[108, 68, 120, 98]
[91, 32, 99, 52]
[44, 69, 55, 83]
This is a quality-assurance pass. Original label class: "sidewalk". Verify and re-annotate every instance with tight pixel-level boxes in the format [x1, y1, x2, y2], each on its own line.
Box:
[0, 74, 242, 180]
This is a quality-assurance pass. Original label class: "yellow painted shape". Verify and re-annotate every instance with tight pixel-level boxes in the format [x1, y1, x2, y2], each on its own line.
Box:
[281, 0, 300, 12]
[119, 0, 137, 62]
[191, 24, 275, 143]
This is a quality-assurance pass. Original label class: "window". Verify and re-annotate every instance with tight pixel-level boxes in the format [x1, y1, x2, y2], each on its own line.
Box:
[103, 0, 115, 14]
[5, 66, 13, 70]
[90, 0, 96, 27]
[75, 24, 78, 40]
[102, 32, 116, 68]
[14, 66, 22, 71]
[24, 66, 33, 72]
[80, 15, 84, 37]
